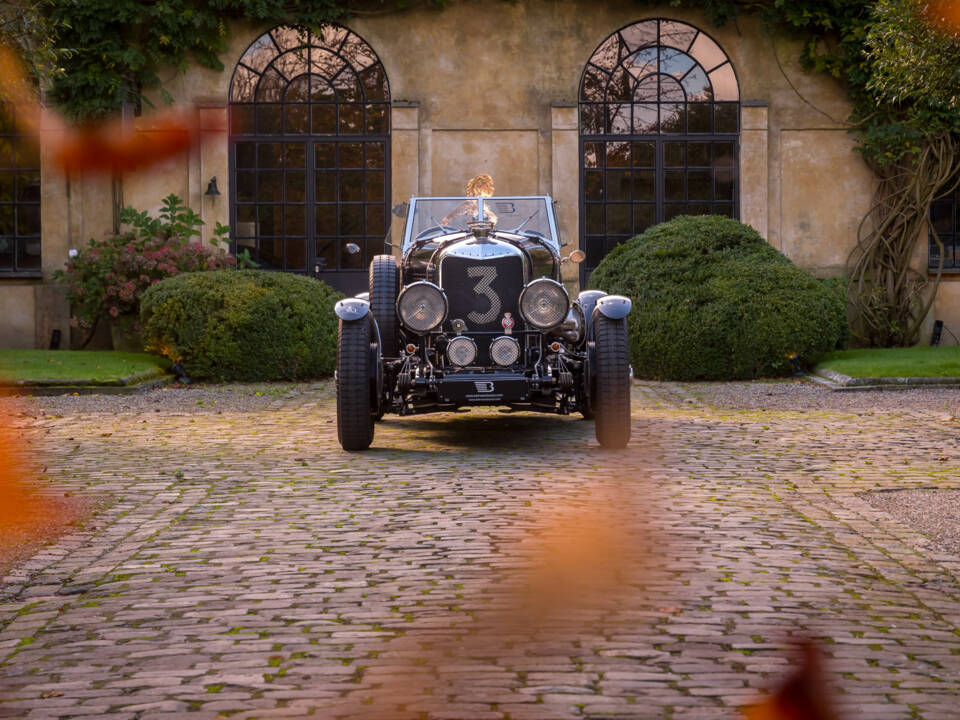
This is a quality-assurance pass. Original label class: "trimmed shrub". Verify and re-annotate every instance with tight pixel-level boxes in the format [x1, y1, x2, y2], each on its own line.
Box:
[588, 216, 848, 380]
[140, 270, 343, 381]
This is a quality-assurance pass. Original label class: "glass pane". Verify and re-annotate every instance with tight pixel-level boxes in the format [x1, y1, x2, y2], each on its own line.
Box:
[688, 142, 711, 167]
[285, 171, 305, 202]
[259, 204, 281, 235]
[339, 143, 363, 168]
[633, 142, 655, 167]
[366, 205, 385, 236]
[258, 172, 282, 202]
[365, 142, 385, 168]
[360, 64, 388, 102]
[17, 140, 39, 168]
[311, 76, 336, 102]
[687, 203, 712, 216]
[659, 76, 685, 102]
[633, 203, 655, 231]
[716, 103, 739, 133]
[0, 138, 12, 168]
[240, 33, 278, 74]
[258, 143, 282, 168]
[633, 75, 659, 102]
[231, 106, 255, 134]
[688, 170, 713, 201]
[660, 104, 685, 133]
[0, 173, 12, 202]
[0, 205, 13, 234]
[689, 33, 727, 74]
[232, 66, 258, 102]
[581, 65, 607, 101]
[312, 104, 337, 134]
[664, 142, 685, 167]
[284, 75, 311, 103]
[714, 141, 735, 167]
[256, 69, 285, 102]
[365, 104, 388, 134]
[17, 238, 41, 268]
[709, 64, 739, 102]
[236, 143, 256, 168]
[285, 143, 305, 168]
[236, 172, 256, 202]
[341, 32, 378, 71]
[632, 170, 655, 201]
[339, 171, 362, 202]
[339, 104, 362, 134]
[682, 66, 712, 102]
[619, 20, 657, 52]
[284, 205, 305, 236]
[315, 172, 336, 202]
[366, 172, 384, 203]
[660, 21, 698, 53]
[585, 236, 604, 268]
[236, 205, 257, 235]
[687, 103, 712, 133]
[585, 204, 604, 234]
[585, 171, 603, 201]
[285, 237, 306, 270]
[284, 104, 309, 134]
[0, 236, 12, 269]
[315, 143, 336, 169]
[584, 142, 602, 169]
[664, 203, 685, 221]
[607, 103, 631, 134]
[715, 168, 735, 201]
[713, 204, 734, 217]
[580, 104, 603, 134]
[316, 238, 335, 271]
[17, 173, 40, 203]
[316, 204, 336, 235]
[339, 204, 363, 235]
[606, 204, 631, 235]
[606, 141, 631, 168]
[665, 170, 684, 202]
[606, 171, 631, 201]
[606, 67, 631, 102]
[260, 237, 281, 268]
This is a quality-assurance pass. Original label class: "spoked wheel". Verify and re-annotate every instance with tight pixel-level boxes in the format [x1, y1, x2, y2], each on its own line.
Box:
[337, 314, 376, 451]
[370, 255, 399, 359]
[593, 314, 631, 449]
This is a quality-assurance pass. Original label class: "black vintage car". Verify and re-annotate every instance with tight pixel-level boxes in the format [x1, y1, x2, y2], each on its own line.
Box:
[333, 196, 632, 451]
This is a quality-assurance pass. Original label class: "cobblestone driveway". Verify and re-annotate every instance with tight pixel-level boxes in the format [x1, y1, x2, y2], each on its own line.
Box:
[1, 381, 959, 720]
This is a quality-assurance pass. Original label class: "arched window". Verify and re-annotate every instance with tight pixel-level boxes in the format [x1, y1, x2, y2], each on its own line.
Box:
[229, 25, 390, 293]
[579, 19, 740, 280]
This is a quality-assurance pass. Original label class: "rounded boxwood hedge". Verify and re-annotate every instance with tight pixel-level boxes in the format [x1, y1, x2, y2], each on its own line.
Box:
[588, 216, 848, 381]
[140, 270, 343, 381]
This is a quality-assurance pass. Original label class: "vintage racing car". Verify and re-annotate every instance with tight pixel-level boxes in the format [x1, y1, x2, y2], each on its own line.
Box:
[334, 196, 632, 450]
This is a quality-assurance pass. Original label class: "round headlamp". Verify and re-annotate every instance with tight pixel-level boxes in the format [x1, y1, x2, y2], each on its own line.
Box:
[519, 278, 570, 330]
[446, 336, 478, 367]
[397, 281, 448, 334]
[490, 336, 521, 366]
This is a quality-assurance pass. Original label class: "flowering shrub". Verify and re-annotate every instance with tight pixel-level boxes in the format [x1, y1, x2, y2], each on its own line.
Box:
[55, 195, 237, 337]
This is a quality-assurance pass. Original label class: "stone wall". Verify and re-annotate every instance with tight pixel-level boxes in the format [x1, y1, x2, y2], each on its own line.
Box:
[8, 0, 956, 348]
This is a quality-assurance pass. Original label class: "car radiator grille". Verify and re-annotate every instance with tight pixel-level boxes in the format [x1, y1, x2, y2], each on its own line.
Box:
[439, 254, 525, 365]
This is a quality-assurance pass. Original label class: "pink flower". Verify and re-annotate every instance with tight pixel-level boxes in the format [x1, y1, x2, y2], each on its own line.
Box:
[108, 306, 119, 318]
[69, 317, 79, 328]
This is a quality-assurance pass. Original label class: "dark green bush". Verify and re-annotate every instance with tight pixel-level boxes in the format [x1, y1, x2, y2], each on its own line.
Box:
[588, 215, 849, 381]
[140, 270, 343, 381]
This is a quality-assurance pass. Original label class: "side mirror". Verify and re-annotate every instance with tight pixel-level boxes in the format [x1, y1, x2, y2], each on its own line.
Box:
[345, 242, 361, 255]
[562, 249, 586, 264]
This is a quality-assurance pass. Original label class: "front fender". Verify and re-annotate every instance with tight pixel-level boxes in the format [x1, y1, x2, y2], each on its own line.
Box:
[595, 294, 632, 320]
[335, 298, 371, 322]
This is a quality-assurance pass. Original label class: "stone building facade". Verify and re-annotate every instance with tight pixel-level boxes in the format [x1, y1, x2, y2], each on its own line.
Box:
[3, 0, 958, 348]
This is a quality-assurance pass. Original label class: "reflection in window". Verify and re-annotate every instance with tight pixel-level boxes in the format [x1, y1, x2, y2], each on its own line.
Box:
[579, 19, 740, 280]
[229, 25, 390, 276]
[0, 103, 41, 273]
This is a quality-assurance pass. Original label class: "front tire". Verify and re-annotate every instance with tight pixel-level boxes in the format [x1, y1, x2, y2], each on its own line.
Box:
[337, 315, 375, 451]
[369, 255, 399, 359]
[593, 314, 631, 448]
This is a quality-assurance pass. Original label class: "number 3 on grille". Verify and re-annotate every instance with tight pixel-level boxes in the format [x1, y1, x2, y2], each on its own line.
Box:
[467, 266, 501, 324]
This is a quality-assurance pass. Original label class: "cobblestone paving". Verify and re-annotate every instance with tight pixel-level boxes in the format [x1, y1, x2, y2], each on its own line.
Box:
[1, 381, 960, 720]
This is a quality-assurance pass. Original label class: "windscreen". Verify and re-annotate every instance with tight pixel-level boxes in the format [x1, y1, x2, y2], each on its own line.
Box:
[404, 197, 556, 249]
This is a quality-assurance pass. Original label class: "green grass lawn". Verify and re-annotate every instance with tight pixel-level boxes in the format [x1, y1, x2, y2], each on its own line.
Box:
[817, 347, 960, 378]
[0, 350, 169, 384]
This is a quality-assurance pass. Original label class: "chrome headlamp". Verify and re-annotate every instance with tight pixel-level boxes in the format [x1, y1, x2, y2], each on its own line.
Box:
[397, 281, 448, 334]
[490, 336, 521, 366]
[519, 278, 570, 330]
[446, 336, 477, 367]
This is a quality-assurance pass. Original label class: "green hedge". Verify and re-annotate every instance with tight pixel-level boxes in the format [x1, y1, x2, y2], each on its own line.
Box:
[140, 270, 343, 381]
[588, 216, 848, 381]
